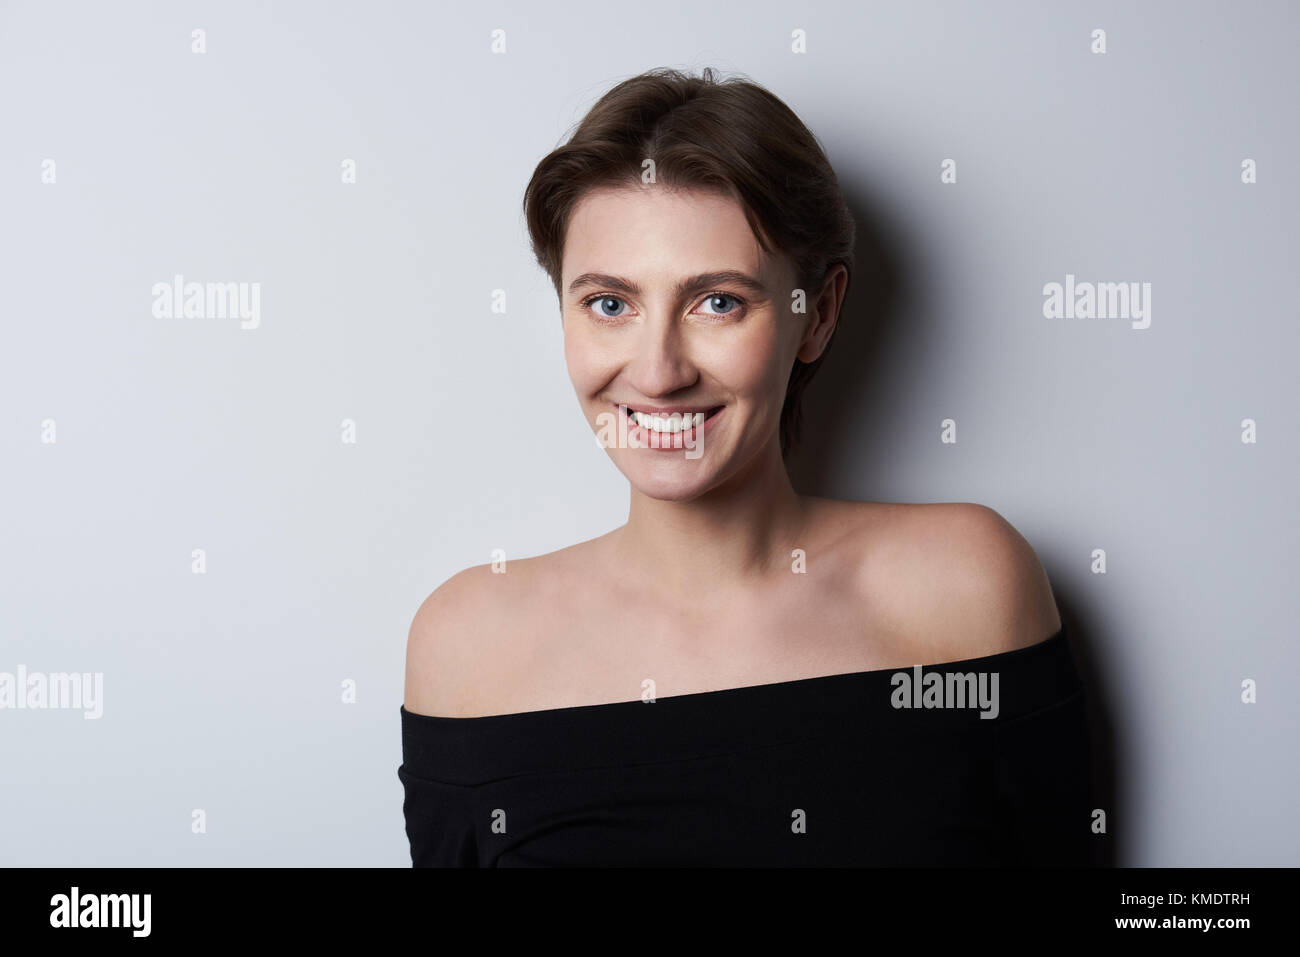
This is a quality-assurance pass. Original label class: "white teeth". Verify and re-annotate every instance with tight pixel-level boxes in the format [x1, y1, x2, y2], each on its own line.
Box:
[626, 408, 708, 433]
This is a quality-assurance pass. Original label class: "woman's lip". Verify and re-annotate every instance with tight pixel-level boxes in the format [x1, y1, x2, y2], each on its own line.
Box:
[615, 403, 724, 450]
[619, 403, 723, 416]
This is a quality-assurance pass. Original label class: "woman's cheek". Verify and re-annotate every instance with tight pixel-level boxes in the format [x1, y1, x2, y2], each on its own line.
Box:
[564, 335, 614, 401]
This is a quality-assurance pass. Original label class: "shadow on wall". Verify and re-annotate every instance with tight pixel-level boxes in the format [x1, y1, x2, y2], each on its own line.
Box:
[788, 180, 1119, 867]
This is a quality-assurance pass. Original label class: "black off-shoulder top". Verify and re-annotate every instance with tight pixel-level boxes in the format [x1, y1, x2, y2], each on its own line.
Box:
[397, 623, 1092, 866]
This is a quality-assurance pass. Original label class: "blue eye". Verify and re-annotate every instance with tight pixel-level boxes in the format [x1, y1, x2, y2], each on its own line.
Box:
[589, 296, 627, 318]
[699, 294, 739, 316]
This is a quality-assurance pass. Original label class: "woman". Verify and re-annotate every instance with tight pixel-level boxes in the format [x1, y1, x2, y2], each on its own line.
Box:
[399, 67, 1092, 866]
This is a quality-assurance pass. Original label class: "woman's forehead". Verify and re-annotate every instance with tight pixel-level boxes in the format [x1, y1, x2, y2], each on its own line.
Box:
[563, 185, 775, 282]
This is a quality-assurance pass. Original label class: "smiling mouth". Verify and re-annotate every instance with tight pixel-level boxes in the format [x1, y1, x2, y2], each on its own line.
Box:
[616, 403, 724, 435]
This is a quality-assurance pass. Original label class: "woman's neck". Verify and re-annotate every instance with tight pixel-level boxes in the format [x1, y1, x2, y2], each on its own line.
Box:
[612, 448, 811, 593]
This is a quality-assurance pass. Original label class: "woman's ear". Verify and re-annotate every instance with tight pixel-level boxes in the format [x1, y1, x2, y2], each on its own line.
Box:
[796, 263, 848, 363]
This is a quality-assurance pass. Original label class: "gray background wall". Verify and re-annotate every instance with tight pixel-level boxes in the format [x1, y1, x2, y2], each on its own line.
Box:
[1, 0, 1295, 866]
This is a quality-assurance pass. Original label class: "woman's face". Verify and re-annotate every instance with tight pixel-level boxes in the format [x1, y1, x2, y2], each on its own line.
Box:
[560, 184, 816, 501]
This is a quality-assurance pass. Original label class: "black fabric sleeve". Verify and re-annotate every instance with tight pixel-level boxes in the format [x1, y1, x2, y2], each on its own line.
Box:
[992, 686, 1094, 865]
[397, 766, 479, 867]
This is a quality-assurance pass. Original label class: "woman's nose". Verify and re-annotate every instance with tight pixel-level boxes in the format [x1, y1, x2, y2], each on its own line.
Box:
[624, 313, 697, 394]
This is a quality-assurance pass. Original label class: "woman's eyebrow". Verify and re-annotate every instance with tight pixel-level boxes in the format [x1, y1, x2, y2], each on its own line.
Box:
[567, 270, 770, 299]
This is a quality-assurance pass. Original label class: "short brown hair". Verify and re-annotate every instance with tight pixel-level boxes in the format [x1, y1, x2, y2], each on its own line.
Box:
[522, 67, 856, 458]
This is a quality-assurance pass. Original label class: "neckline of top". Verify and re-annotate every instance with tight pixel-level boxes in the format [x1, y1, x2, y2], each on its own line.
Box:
[400, 622, 1069, 725]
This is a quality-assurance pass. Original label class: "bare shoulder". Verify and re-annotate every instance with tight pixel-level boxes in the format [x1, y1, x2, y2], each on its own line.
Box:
[404, 564, 497, 717]
[402, 555, 543, 717]
[856, 501, 1062, 664]
[402, 539, 605, 717]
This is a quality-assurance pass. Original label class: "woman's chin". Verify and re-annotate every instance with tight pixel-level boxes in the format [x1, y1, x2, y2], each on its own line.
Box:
[619, 464, 717, 503]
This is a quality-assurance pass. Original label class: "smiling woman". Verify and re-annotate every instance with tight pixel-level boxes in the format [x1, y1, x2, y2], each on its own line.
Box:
[398, 67, 1091, 867]
[526, 68, 856, 463]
